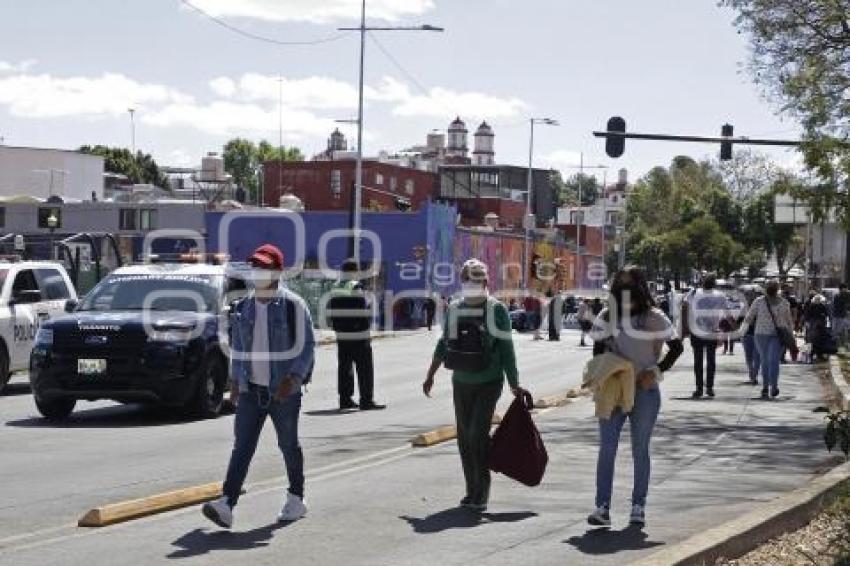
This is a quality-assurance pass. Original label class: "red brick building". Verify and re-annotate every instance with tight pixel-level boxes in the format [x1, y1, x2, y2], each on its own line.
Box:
[261, 160, 438, 212]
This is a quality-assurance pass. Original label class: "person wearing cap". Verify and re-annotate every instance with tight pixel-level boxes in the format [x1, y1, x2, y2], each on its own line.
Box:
[423, 259, 521, 512]
[202, 244, 315, 529]
[327, 258, 386, 411]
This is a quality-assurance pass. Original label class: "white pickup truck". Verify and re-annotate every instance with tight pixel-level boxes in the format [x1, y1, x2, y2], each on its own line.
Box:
[0, 261, 77, 392]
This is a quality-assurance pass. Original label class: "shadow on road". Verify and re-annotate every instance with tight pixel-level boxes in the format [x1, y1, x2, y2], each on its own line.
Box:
[400, 507, 537, 534]
[167, 523, 292, 559]
[304, 408, 359, 417]
[564, 525, 664, 555]
[0, 382, 31, 396]
[5, 404, 200, 429]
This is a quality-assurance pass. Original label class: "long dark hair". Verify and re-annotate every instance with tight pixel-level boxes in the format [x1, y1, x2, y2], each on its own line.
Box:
[610, 265, 655, 317]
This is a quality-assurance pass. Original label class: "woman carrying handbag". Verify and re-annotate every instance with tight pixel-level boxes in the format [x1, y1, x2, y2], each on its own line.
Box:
[742, 280, 795, 399]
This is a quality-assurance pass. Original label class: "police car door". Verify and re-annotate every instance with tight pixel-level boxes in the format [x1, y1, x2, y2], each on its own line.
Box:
[34, 267, 74, 319]
[8, 269, 41, 370]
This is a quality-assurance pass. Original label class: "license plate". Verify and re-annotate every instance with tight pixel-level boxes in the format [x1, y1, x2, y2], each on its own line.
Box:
[78, 358, 107, 375]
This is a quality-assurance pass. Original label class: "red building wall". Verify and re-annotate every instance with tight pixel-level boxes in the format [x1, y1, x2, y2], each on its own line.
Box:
[262, 160, 438, 212]
[449, 197, 526, 229]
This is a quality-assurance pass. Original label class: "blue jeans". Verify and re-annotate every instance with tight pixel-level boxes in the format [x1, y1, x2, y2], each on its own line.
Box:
[595, 386, 661, 508]
[755, 334, 782, 390]
[222, 387, 304, 506]
[742, 334, 760, 381]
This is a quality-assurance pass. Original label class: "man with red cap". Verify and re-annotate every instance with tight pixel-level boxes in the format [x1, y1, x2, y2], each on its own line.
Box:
[203, 243, 315, 529]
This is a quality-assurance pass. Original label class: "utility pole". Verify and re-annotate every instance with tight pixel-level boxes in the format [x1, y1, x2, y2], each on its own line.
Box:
[339, 2, 443, 262]
[521, 117, 559, 289]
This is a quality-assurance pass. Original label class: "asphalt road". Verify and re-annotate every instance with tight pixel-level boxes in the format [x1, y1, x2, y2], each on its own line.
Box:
[0, 329, 588, 551]
[0, 330, 838, 565]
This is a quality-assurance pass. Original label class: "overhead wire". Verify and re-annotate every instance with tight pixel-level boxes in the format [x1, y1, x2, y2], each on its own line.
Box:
[179, 0, 354, 46]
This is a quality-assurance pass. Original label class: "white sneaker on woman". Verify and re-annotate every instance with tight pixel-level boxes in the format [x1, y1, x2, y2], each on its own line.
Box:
[277, 492, 307, 522]
[202, 496, 233, 529]
[629, 504, 646, 526]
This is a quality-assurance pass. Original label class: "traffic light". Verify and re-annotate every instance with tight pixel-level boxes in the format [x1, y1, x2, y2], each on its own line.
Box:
[720, 123, 733, 161]
[605, 116, 626, 158]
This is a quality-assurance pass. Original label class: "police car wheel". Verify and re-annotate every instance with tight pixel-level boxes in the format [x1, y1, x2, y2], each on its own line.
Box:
[0, 346, 9, 394]
[189, 354, 226, 419]
[35, 398, 76, 421]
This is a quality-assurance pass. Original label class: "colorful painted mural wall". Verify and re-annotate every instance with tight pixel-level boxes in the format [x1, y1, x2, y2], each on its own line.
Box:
[448, 228, 606, 294]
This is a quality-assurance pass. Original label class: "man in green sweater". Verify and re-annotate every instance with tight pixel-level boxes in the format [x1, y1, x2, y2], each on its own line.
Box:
[423, 259, 521, 512]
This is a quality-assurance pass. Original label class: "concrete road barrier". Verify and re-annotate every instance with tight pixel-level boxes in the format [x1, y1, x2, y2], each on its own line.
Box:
[411, 414, 502, 447]
[78, 482, 226, 527]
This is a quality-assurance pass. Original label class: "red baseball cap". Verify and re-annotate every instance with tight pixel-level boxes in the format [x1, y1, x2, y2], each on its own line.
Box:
[248, 244, 284, 270]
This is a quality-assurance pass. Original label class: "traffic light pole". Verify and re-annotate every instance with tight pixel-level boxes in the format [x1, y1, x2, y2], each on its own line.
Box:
[592, 130, 803, 148]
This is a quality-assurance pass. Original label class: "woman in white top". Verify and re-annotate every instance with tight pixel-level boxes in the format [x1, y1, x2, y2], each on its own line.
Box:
[742, 280, 794, 399]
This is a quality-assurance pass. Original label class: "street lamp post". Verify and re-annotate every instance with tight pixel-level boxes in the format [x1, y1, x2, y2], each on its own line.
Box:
[46, 211, 58, 261]
[522, 117, 559, 289]
[339, 1, 443, 262]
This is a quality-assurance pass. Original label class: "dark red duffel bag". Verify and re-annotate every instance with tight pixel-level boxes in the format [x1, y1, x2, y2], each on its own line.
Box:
[488, 388, 548, 487]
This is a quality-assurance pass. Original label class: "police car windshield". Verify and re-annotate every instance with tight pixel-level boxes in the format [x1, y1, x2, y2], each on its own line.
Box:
[78, 274, 222, 313]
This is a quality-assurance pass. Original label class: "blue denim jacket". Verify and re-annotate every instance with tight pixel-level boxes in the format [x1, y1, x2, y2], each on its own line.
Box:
[230, 288, 316, 395]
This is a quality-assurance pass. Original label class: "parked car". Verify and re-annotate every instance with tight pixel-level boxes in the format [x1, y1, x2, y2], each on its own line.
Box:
[0, 260, 77, 393]
[29, 259, 248, 420]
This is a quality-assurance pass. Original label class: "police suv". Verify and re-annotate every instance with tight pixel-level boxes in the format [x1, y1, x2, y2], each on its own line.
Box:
[0, 260, 77, 393]
[29, 258, 248, 420]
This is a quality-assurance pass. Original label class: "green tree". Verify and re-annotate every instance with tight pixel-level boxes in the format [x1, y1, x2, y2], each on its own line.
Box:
[222, 139, 304, 203]
[722, 0, 850, 227]
[79, 145, 168, 188]
[223, 138, 258, 199]
[560, 172, 599, 206]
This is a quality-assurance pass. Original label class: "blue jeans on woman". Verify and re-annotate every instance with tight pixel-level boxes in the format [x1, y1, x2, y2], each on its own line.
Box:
[742, 334, 760, 381]
[222, 386, 304, 506]
[595, 386, 661, 508]
[755, 334, 782, 391]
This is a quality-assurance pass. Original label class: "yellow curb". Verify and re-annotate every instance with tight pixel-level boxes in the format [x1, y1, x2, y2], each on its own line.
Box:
[78, 482, 225, 527]
[534, 393, 572, 409]
[411, 413, 502, 447]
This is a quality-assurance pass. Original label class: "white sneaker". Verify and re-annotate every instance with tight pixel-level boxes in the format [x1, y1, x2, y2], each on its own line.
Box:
[202, 496, 233, 529]
[629, 504, 645, 526]
[277, 492, 307, 522]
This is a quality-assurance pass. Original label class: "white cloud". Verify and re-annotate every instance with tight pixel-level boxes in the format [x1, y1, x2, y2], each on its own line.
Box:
[166, 148, 195, 167]
[187, 0, 434, 23]
[0, 72, 192, 118]
[209, 76, 236, 97]
[219, 73, 357, 109]
[538, 150, 584, 171]
[0, 59, 37, 73]
[388, 84, 528, 120]
[141, 100, 335, 138]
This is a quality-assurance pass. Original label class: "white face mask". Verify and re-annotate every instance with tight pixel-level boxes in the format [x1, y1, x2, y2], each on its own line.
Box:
[461, 282, 487, 299]
[250, 269, 279, 290]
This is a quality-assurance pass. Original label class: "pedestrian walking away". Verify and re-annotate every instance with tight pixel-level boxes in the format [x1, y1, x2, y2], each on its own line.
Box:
[587, 266, 684, 528]
[741, 279, 794, 399]
[424, 293, 437, 331]
[328, 258, 386, 411]
[684, 274, 727, 398]
[202, 244, 316, 530]
[578, 299, 593, 347]
[741, 289, 761, 383]
[423, 259, 522, 512]
[547, 289, 561, 341]
[832, 283, 850, 347]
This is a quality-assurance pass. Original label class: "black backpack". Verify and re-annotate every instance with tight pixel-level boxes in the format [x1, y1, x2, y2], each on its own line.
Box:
[444, 299, 494, 373]
[231, 295, 315, 385]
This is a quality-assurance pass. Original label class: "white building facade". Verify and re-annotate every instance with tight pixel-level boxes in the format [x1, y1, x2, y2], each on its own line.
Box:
[0, 146, 104, 201]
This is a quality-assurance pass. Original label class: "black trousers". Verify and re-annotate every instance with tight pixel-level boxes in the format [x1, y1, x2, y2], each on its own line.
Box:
[691, 336, 717, 393]
[453, 380, 503, 504]
[337, 339, 375, 403]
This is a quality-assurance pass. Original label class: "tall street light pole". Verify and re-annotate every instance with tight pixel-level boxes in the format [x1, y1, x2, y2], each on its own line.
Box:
[339, 1, 443, 263]
[522, 117, 559, 289]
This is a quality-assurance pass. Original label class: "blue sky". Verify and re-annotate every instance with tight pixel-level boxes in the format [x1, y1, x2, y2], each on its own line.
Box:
[0, 0, 803, 181]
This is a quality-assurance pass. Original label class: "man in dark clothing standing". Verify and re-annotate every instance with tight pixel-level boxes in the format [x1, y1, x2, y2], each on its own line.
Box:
[833, 283, 850, 346]
[547, 290, 562, 341]
[327, 259, 386, 411]
[424, 294, 437, 331]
